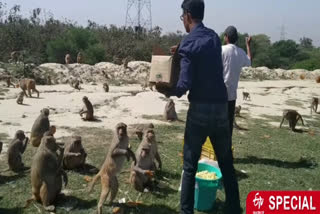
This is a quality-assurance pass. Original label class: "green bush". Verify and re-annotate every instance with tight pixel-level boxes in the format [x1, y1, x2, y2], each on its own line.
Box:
[84, 44, 106, 65]
[292, 58, 320, 71]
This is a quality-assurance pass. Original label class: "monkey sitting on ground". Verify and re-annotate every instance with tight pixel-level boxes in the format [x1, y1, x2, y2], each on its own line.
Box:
[88, 123, 136, 214]
[234, 105, 242, 117]
[27, 136, 67, 212]
[130, 143, 155, 192]
[30, 108, 50, 147]
[10, 51, 20, 63]
[69, 79, 81, 91]
[280, 109, 305, 131]
[79, 96, 94, 121]
[310, 97, 319, 114]
[136, 128, 162, 171]
[243, 92, 251, 101]
[16, 79, 40, 98]
[122, 58, 129, 69]
[63, 136, 87, 170]
[47, 75, 52, 85]
[6, 76, 15, 88]
[8, 130, 29, 172]
[164, 99, 178, 121]
[16, 91, 24, 105]
[65, 54, 71, 64]
[103, 83, 109, 92]
[77, 52, 84, 64]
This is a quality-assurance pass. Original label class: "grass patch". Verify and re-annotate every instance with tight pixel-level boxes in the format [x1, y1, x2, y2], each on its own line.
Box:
[0, 111, 319, 213]
[141, 114, 163, 121]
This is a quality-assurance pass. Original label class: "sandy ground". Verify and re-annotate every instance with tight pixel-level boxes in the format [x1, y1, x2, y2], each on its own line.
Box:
[0, 84, 188, 153]
[237, 80, 319, 123]
[0, 80, 319, 153]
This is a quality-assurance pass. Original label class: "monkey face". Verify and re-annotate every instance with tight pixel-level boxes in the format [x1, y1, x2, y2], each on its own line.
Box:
[116, 123, 127, 140]
[43, 136, 58, 152]
[145, 129, 155, 141]
[117, 127, 127, 139]
[74, 140, 82, 147]
[41, 108, 50, 117]
[82, 96, 88, 102]
[15, 130, 25, 141]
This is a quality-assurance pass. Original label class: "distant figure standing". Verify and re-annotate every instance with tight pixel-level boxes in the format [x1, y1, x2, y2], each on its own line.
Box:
[222, 26, 252, 136]
[77, 52, 84, 64]
[65, 54, 71, 64]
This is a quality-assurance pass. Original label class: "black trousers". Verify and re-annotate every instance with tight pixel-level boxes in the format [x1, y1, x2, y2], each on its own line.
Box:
[180, 102, 241, 214]
[228, 100, 236, 137]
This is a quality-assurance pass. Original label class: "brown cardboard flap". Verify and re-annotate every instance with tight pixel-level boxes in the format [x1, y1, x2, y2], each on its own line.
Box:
[149, 55, 173, 84]
[149, 44, 181, 90]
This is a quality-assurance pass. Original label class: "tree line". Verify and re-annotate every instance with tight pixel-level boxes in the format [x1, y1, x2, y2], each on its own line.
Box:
[0, 2, 319, 70]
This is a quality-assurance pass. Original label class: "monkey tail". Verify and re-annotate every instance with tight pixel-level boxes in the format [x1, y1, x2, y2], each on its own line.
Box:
[299, 115, 305, 126]
[87, 173, 100, 193]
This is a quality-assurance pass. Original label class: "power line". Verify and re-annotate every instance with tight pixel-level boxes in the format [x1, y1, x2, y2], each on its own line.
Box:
[125, 0, 152, 32]
[280, 24, 287, 41]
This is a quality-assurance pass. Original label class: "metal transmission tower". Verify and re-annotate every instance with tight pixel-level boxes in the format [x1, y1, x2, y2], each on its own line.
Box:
[280, 24, 287, 41]
[125, 0, 152, 32]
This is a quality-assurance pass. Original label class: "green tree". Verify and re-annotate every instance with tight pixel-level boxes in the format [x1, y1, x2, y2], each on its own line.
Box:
[299, 37, 313, 49]
[251, 34, 272, 67]
[270, 40, 299, 68]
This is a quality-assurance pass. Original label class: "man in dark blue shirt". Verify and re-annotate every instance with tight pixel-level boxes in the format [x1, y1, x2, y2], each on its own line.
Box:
[163, 0, 241, 213]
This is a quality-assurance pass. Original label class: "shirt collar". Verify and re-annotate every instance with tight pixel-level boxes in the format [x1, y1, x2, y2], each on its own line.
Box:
[190, 22, 204, 34]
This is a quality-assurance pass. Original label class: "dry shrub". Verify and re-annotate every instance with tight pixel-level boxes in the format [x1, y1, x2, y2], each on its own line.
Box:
[316, 76, 320, 83]
[300, 74, 306, 80]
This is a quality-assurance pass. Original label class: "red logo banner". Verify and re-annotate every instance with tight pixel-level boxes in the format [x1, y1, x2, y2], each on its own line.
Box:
[247, 191, 320, 214]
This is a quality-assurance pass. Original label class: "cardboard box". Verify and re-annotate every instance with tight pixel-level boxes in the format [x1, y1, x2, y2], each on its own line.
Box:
[149, 46, 181, 89]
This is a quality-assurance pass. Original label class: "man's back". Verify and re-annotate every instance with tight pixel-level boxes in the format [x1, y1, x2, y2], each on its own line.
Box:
[222, 44, 251, 101]
[177, 23, 227, 104]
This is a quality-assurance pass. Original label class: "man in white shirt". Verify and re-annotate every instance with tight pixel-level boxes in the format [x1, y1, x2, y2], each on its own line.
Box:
[222, 26, 252, 136]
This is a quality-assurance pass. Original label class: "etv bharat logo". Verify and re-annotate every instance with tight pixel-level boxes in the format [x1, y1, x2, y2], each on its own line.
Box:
[253, 193, 264, 209]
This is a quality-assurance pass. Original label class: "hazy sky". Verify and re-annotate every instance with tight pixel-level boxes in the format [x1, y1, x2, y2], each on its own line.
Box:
[2, 0, 320, 46]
